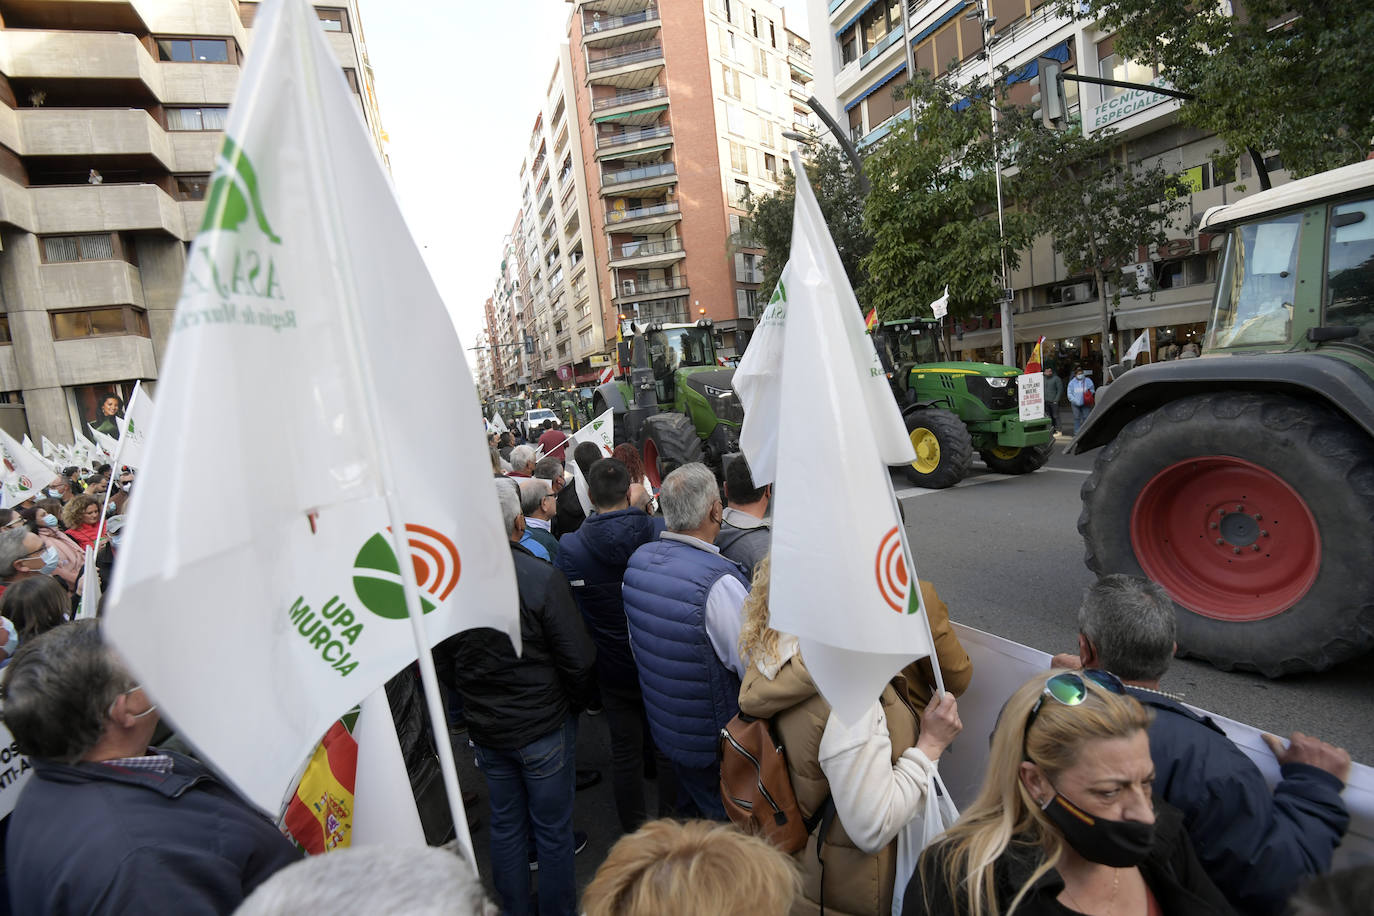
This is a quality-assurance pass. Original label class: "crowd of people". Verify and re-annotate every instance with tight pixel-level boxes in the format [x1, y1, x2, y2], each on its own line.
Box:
[0, 434, 1365, 916]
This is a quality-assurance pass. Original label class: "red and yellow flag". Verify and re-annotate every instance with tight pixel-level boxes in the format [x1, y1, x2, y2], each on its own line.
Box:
[864, 308, 878, 331]
[281, 711, 359, 854]
[1025, 336, 1045, 374]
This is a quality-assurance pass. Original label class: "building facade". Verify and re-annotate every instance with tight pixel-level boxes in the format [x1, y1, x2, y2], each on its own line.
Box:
[564, 0, 805, 361]
[807, 0, 1291, 372]
[0, 0, 384, 442]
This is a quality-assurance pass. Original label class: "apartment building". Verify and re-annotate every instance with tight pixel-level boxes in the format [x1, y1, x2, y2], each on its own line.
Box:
[0, 0, 383, 442]
[564, 0, 804, 358]
[807, 0, 1290, 370]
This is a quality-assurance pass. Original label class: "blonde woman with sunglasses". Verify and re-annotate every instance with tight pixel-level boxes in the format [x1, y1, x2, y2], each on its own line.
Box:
[903, 670, 1235, 916]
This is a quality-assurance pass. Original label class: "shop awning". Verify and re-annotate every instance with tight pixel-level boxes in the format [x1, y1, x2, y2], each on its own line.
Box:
[1114, 299, 1211, 330]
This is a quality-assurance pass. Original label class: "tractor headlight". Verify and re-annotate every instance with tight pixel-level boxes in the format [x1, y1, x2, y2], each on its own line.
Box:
[985, 377, 1010, 388]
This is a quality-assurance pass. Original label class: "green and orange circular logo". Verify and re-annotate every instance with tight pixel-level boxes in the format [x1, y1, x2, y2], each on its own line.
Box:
[352, 524, 461, 619]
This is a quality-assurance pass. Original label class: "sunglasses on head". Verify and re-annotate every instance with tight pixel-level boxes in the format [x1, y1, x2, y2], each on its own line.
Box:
[1023, 669, 1127, 759]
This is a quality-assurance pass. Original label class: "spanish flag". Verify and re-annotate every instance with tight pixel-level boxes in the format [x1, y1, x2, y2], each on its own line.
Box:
[1025, 336, 1045, 374]
[281, 709, 359, 854]
[864, 307, 878, 331]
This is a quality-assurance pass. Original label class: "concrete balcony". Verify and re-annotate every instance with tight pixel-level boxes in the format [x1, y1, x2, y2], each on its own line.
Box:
[39, 260, 145, 310]
[604, 200, 680, 234]
[586, 42, 664, 90]
[0, 29, 161, 92]
[611, 272, 688, 303]
[30, 183, 188, 238]
[52, 334, 158, 387]
[600, 160, 676, 196]
[593, 123, 672, 161]
[169, 130, 221, 172]
[17, 107, 174, 170]
[607, 235, 685, 270]
[581, 7, 660, 48]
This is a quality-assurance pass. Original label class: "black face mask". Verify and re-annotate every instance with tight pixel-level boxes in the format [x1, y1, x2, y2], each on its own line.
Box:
[1041, 791, 1155, 867]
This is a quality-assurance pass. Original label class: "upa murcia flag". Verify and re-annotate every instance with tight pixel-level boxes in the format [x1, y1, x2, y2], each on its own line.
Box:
[563, 409, 616, 515]
[735, 152, 936, 722]
[104, 0, 519, 816]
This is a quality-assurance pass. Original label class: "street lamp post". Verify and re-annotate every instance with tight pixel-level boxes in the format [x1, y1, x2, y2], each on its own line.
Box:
[969, 2, 1016, 366]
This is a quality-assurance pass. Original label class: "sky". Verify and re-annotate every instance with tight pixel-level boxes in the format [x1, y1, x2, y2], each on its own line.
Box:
[354, 0, 811, 364]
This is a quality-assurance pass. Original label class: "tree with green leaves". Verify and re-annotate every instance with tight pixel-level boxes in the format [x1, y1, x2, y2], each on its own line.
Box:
[742, 141, 869, 305]
[1066, 0, 1374, 177]
[860, 74, 1036, 321]
[1015, 124, 1190, 367]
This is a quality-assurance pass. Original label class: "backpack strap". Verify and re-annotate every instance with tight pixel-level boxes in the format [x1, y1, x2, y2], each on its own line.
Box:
[812, 795, 835, 915]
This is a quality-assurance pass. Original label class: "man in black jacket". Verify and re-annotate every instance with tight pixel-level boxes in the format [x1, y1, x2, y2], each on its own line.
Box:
[436, 482, 596, 916]
[1053, 574, 1350, 916]
[2, 620, 300, 915]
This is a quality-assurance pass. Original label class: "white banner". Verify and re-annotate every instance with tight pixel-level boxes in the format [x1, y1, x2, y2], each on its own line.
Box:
[1018, 372, 1044, 422]
[0, 722, 33, 820]
[941, 624, 1374, 869]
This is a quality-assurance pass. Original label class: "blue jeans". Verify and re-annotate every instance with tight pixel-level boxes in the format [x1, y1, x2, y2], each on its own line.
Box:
[1072, 403, 1092, 435]
[473, 718, 577, 916]
[672, 759, 727, 821]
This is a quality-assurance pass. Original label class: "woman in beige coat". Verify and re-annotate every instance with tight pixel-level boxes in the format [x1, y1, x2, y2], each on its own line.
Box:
[736, 556, 973, 916]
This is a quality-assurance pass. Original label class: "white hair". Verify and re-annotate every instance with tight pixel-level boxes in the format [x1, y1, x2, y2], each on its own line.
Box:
[508, 445, 536, 472]
[660, 463, 719, 532]
[518, 477, 551, 516]
[495, 480, 522, 536]
[235, 845, 496, 916]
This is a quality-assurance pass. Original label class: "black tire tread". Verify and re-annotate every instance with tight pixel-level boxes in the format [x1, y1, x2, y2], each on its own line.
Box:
[902, 409, 974, 489]
[641, 412, 704, 473]
[979, 441, 1053, 475]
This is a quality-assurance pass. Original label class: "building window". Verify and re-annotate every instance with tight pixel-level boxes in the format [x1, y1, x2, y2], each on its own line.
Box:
[0, 316, 9, 344]
[175, 175, 210, 201]
[578, 328, 593, 348]
[51, 306, 150, 341]
[1097, 53, 1155, 99]
[752, 12, 759, 37]
[317, 8, 349, 32]
[763, 152, 777, 177]
[724, 0, 732, 23]
[730, 141, 749, 174]
[722, 64, 741, 99]
[40, 234, 114, 263]
[731, 179, 751, 208]
[840, 26, 860, 65]
[859, 1, 902, 54]
[156, 37, 233, 63]
[343, 68, 360, 93]
[756, 47, 769, 77]
[769, 20, 776, 48]
[239, 1, 258, 26]
[166, 106, 229, 131]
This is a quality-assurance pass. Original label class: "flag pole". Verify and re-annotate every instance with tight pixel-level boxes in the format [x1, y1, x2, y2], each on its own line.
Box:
[888, 483, 946, 697]
[283, 0, 476, 869]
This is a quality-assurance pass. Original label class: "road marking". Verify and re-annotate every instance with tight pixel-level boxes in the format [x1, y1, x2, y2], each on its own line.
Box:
[895, 474, 1013, 498]
[1040, 467, 1092, 475]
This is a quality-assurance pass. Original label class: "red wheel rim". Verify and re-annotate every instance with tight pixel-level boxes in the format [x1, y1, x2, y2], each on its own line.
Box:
[1129, 457, 1320, 622]
[643, 439, 663, 489]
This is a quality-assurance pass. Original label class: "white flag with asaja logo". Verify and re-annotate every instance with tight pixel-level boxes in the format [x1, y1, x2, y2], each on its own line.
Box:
[0, 428, 56, 508]
[113, 383, 153, 471]
[104, 0, 519, 815]
[735, 152, 935, 722]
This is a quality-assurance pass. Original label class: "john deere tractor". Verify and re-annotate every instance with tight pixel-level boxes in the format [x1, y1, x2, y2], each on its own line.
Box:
[1071, 159, 1374, 676]
[591, 320, 742, 485]
[871, 318, 1054, 488]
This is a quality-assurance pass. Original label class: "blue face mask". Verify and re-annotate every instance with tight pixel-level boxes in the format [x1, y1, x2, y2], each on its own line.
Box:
[46, 488, 63, 499]
[25, 545, 60, 577]
[41, 514, 59, 529]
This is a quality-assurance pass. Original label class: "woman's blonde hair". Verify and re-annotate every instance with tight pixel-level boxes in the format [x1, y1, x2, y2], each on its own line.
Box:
[60, 494, 99, 530]
[920, 670, 1152, 916]
[737, 554, 782, 669]
[581, 818, 801, 916]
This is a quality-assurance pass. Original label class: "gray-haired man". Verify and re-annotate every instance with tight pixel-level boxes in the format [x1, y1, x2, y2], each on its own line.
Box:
[2, 621, 299, 914]
[622, 463, 750, 819]
[1053, 574, 1350, 916]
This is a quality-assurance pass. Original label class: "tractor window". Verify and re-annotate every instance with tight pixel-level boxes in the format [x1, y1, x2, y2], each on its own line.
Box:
[1325, 199, 1374, 350]
[1207, 213, 1302, 349]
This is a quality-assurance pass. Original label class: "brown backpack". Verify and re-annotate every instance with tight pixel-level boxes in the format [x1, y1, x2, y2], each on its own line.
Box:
[720, 713, 828, 854]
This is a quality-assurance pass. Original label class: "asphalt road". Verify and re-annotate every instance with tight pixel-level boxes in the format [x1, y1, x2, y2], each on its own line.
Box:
[451, 437, 1374, 902]
[895, 438, 1374, 763]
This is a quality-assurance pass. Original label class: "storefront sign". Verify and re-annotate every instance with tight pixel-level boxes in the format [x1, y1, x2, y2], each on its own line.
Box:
[589, 355, 611, 367]
[1018, 372, 1044, 422]
[1180, 165, 1205, 194]
[1086, 78, 1174, 133]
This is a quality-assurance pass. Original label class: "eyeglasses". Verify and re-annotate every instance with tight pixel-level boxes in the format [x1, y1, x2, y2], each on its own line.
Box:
[1023, 669, 1127, 758]
[2, 519, 24, 530]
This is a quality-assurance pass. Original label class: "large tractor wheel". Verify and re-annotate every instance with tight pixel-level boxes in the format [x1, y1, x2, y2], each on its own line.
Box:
[902, 409, 973, 489]
[1079, 392, 1374, 676]
[640, 413, 704, 488]
[980, 442, 1054, 475]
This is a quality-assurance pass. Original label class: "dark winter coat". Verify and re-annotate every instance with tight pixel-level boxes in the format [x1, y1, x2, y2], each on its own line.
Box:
[1128, 687, 1348, 916]
[435, 542, 596, 751]
[554, 484, 586, 538]
[6, 750, 300, 916]
[904, 800, 1234, 915]
[555, 507, 664, 688]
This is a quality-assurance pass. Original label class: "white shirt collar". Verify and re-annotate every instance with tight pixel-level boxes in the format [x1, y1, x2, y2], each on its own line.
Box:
[661, 531, 721, 554]
[525, 516, 552, 532]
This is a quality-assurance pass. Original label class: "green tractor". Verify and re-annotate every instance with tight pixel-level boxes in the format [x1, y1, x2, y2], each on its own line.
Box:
[1071, 159, 1374, 676]
[591, 320, 742, 485]
[870, 318, 1054, 488]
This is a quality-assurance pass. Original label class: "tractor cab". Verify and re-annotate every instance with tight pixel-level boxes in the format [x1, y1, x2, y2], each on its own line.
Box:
[872, 319, 951, 389]
[633, 323, 718, 406]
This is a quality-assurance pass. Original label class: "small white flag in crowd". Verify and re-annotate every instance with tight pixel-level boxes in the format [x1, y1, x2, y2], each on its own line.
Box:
[104, 0, 518, 844]
[563, 409, 616, 515]
[1123, 329, 1150, 364]
[733, 152, 940, 722]
[929, 285, 950, 320]
[488, 411, 508, 434]
[0, 427, 56, 508]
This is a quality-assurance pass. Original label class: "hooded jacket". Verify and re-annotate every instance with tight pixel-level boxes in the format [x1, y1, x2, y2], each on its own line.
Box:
[737, 581, 972, 916]
[6, 750, 300, 915]
[555, 507, 664, 688]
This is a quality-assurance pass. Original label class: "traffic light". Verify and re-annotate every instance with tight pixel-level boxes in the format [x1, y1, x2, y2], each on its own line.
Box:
[1036, 57, 1069, 129]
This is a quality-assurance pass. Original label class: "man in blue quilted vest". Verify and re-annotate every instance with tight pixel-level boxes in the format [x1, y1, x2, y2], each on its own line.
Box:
[622, 462, 751, 820]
